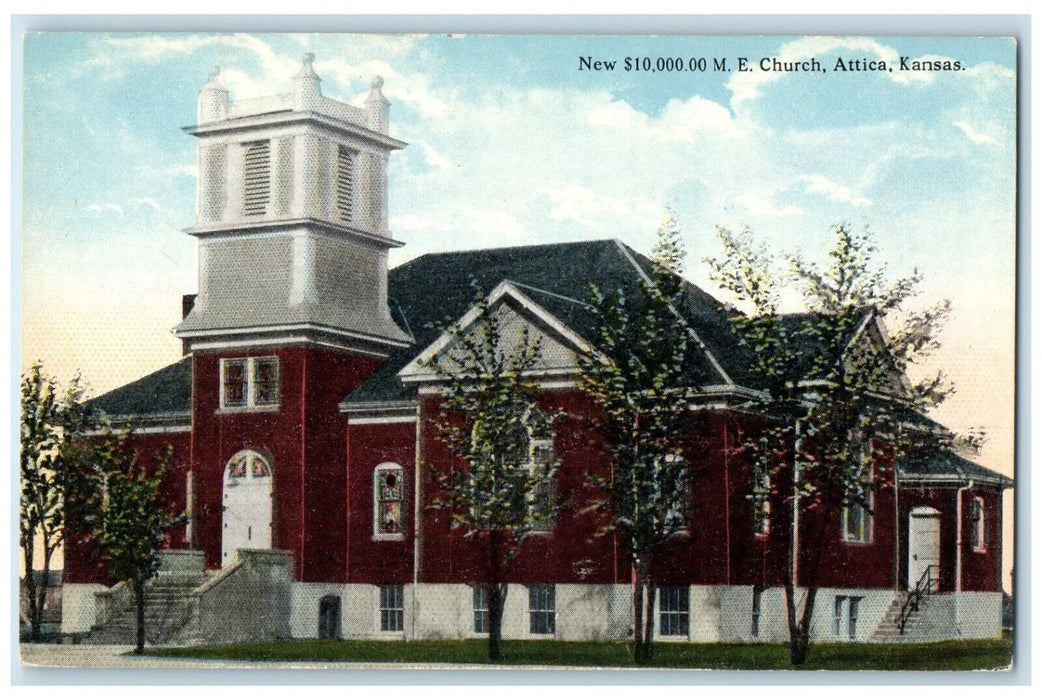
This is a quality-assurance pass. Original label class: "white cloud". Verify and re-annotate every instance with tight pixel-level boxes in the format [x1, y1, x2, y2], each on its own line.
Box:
[799, 174, 872, 206]
[86, 203, 124, 216]
[315, 57, 452, 119]
[458, 206, 526, 242]
[586, 92, 739, 142]
[416, 142, 457, 171]
[734, 194, 804, 218]
[543, 185, 660, 229]
[130, 197, 162, 211]
[953, 120, 998, 145]
[167, 164, 199, 179]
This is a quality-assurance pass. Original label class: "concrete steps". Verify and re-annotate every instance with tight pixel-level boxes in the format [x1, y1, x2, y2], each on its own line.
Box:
[868, 592, 911, 643]
[86, 573, 209, 645]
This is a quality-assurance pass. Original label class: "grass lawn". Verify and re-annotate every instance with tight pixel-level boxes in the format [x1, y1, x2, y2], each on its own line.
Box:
[146, 637, 1013, 670]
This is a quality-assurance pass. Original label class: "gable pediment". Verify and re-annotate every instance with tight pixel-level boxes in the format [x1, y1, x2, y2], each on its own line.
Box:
[397, 281, 594, 385]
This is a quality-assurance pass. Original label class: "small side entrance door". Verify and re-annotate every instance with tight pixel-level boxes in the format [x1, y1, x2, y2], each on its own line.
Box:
[318, 596, 342, 640]
[222, 450, 273, 567]
[908, 506, 941, 591]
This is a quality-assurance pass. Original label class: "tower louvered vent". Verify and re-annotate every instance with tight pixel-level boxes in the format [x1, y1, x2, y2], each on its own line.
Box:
[243, 140, 271, 216]
[337, 145, 354, 223]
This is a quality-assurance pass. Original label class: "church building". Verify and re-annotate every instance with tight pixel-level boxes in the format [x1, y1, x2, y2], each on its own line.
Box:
[61, 55, 1010, 646]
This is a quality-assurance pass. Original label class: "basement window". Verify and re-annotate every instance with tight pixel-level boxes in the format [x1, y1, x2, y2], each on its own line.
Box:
[528, 584, 555, 635]
[473, 584, 489, 634]
[833, 595, 861, 640]
[220, 357, 280, 410]
[658, 586, 689, 637]
[379, 584, 404, 632]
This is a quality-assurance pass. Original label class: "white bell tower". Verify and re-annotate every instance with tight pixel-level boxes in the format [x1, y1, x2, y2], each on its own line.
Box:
[177, 54, 411, 355]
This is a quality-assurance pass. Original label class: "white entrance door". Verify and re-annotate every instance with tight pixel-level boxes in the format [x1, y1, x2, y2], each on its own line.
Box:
[222, 451, 273, 567]
[908, 506, 941, 591]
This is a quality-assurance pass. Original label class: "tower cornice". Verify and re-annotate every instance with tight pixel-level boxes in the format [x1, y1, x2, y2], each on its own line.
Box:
[184, 217, 405, 249]
[182, 110, 407, 151]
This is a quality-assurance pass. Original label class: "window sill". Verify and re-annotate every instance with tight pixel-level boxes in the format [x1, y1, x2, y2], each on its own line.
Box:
[372, 533, 407, 542]
[841, 537, 873, 547]
[216, 404, 281, 415]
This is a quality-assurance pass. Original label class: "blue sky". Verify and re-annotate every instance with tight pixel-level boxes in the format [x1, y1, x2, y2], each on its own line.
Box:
[20, 32, 1016, 492]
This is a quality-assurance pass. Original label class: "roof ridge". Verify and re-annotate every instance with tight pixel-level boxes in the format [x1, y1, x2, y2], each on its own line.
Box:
[611, 240, 735, 386]
[392, 238, 622, 271]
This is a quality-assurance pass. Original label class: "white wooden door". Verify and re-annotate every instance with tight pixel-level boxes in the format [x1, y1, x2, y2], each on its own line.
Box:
[908, 506, 941, 591]
[222, 451, 273, 567]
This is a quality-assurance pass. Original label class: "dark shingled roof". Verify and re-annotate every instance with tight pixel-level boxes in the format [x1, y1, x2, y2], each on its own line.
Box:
[87, 356, 192, 419]
[897, 447, 1013, 488]
[343, 239, 755, 405]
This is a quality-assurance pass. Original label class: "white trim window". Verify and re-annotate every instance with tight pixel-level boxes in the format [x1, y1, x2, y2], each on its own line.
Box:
[970, 496, 986, 552]
[658, 586, 689, 637]
[528, 584, 555, 635]
[373, 463, 405, 539]
[379, 584, 404, 632]
[752, 465, 770, 537]
[833, 595, 862, 640]
[472, 584, 489, 634]
[220, 356, 280, 410]
[842, 498, 871, 543]
[659, 454, 690, 534]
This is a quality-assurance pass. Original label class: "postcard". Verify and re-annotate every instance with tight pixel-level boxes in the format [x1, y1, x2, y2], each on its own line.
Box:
[18, 27, 1017, 674]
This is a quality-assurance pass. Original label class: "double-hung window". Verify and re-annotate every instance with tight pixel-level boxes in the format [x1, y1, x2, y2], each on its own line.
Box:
[752, 465, 770, 537]
[658, 586, 689, 637]
[220, 357, 279, 410]
[528, 584, 555, 635]
[473, 585, 489, 634]
[379, 584, 404, 632]
[834, 595, 861, 640]
[970, 497, 986, 551]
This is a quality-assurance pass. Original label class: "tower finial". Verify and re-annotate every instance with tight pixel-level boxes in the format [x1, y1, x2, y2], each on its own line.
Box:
[208, 65, 222, 84]
[371, 75, 384, 91]
[303, 52, 315, 67]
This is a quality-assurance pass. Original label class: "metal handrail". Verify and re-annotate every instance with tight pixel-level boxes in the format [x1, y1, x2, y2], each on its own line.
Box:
[899, 564, 936, 634]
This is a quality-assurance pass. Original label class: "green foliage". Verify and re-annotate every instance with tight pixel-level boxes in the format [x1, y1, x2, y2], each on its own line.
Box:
[422, 282, 559, 660]
[576, 211, 695, 662]
[706, 222, 957, 664]
[424, 284, 558, 539]
[578, 211, 693, 553]
[96, 439, 179, 588]
[19, 362, 101, 641]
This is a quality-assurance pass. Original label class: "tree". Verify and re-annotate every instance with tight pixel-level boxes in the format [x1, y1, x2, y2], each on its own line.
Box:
[19, 362, 100, 642]
[577, 213, 701, 663]
[706, 223, 952, 665]
[423, 286, 558, 661]
[95, 436, 181, 654]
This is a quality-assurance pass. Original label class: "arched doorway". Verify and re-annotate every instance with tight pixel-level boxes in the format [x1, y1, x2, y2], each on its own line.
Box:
[222, 450, 273, 567]
[908, 506, 941, 591]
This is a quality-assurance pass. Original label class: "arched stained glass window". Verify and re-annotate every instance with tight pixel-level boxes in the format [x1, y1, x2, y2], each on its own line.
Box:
[226, 450, 271, 480]
[374, 463, 404, 537]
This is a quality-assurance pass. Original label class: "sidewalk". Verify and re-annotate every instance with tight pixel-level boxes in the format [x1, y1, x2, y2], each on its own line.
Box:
[17, 643, 522, 670]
